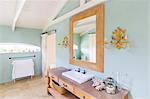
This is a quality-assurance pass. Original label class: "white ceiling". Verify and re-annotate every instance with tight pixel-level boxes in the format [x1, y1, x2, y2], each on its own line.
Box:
[0, 0, 68, 29]
[0, 0, 16, 26]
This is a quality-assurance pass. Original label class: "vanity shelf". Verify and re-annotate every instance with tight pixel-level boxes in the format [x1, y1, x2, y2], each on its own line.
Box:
[48, 67, 128, 99]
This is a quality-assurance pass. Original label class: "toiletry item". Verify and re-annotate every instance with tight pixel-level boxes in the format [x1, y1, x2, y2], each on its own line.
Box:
[92, 77, 106, 91]
[92, 77, 121, 94]
[105, 83, 117, 94]
[104, 77, 117, 87]
[92, 77, 103, 87]
[95, 82, 106, 91]
[104, 77, 118, 94]
[104, 77, 115, 84]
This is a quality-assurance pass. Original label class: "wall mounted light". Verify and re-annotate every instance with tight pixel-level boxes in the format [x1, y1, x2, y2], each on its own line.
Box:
[57, 36, 69, 48]
[105, 27, 129, 49]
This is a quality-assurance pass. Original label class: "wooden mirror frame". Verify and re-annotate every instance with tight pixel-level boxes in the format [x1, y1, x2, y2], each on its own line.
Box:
[69, 4, 104, 72]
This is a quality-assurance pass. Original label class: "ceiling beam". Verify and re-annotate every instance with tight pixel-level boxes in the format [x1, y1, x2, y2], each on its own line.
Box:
[12, 0, 26, 32]
[42, 0, 107, 32]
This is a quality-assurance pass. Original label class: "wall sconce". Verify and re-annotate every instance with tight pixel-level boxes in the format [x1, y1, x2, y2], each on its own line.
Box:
[105, 27, 129, 49]
[57, 36, 69, 48]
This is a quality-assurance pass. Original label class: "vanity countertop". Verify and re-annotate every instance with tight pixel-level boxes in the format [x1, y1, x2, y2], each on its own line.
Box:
[48, 67, 128, 99]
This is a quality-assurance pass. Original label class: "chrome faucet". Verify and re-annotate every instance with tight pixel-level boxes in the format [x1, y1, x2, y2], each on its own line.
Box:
[75, 68, 86, 74]
[75, 68, 81, 72]
[82, 70, 86, 74]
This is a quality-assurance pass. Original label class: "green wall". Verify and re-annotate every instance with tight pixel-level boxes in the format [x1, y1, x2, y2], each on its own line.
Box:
[104, 1, 149, 99]
[47, 0, 149, 99]
[0, 26, 41, 46]
[0, 26, 42, 83]
[148, 1, 150, 97]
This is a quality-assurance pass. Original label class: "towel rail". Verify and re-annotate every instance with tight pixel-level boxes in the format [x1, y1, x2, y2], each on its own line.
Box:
[9, 55, 36, 59]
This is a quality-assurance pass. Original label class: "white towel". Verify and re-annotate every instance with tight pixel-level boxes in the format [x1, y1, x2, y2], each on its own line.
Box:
[12, 59, 34, 80]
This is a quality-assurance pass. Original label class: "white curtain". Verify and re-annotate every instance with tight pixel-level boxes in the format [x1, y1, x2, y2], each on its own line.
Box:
[41, 33, 56, 77]
[46, 34, 56, 70]
[41, 33, 48, 77]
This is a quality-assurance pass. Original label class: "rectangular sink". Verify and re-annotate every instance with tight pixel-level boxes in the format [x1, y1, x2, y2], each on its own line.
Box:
[62, 71, 94, 84]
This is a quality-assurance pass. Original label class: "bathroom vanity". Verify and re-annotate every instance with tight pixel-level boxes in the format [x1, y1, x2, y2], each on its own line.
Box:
[48, 67, 128, 99]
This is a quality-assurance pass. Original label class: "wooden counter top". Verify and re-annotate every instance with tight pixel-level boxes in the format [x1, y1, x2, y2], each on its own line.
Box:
[48, 67, 128, 99]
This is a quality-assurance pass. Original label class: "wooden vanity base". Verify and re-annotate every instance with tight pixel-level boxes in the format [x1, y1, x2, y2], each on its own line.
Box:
[48, 67, 128, 99]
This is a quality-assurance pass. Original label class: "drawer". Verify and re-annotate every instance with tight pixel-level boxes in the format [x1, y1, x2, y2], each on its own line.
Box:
[74, 88, 92, 99]
[50, 75, 58, 82]
[52, 80, 67, 95]
[59, 79, 74, 93]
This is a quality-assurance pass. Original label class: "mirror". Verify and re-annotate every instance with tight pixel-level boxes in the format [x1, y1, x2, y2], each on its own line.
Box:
[73, 15, 96, 63]
[69, 4, 104, 72]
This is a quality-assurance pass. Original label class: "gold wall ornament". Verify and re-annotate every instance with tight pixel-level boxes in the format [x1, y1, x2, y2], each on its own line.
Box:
[111, 27, 128, 49]
[104, 27, 129, 49]
[58, 36, 69, 48]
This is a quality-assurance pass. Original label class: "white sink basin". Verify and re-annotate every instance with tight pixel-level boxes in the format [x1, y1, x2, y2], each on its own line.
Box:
[62, 71, 94, 84]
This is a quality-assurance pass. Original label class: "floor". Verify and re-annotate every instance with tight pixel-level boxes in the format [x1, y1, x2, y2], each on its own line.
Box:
[0, 77, 54, 99]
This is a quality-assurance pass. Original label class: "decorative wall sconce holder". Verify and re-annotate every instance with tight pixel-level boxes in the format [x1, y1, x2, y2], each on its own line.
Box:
[105, 27, 129, 49]
[57, 36, 69, 48]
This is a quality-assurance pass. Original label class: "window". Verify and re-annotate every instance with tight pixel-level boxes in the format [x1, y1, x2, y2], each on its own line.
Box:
[0, 43, 40, 54]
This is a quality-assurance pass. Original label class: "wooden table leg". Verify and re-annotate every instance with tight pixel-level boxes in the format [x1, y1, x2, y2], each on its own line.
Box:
[47, 76, 52, 95]
[48, 76, 51, 88]
[124, 94, 128, 99]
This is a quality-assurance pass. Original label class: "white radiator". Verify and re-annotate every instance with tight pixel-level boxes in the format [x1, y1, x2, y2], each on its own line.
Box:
[12, 59, 34, 80]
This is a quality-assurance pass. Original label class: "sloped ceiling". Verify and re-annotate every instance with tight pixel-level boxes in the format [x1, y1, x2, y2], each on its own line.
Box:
[0, 0, 68, 29]
[0, 0, 16, 26]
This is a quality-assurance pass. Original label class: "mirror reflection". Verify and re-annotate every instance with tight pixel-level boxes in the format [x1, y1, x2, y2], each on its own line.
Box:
[73, 15, 96, 63]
